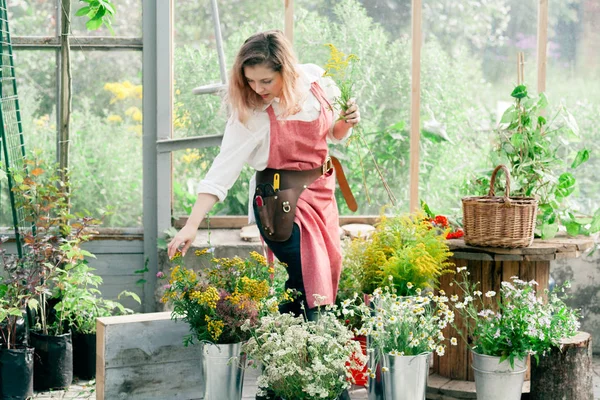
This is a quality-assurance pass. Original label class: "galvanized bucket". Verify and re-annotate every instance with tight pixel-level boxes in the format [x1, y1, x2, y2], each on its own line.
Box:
[381, 352, 430, 400]
[366, 336, 384, 400]
[471, 351, 527, 400]
[202, 342, 246, 400]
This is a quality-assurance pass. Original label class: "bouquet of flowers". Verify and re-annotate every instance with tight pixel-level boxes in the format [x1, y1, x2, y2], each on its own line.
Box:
[343, 210, 454, 296]
[450, 267, 581, 366]
[421, 201, 464, 239]
[160, 250, 292, 345]
[323, 43, 396, 206]
[241, 305, 365, 400]
[340, 282, 456, 364]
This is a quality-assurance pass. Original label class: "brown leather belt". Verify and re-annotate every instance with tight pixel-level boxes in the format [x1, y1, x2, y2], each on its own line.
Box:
[255, 156, 357, 212]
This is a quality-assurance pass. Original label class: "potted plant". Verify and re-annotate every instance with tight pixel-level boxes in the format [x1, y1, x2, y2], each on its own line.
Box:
[473, 84, 600, 238]
[54, 258, 140, 380]
[160, 250, 290, 400]
[7, 158, 103, 391]
[0, 238, 44, 399]
[242, 307, 365, 400]
[340, 283, 455, 400]
[449, 267, 580, 400]
[344, 209, 454, 297]
[335, 249, 367, 386]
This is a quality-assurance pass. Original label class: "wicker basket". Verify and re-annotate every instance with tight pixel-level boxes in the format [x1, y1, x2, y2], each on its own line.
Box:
[462, 165, 538, 248]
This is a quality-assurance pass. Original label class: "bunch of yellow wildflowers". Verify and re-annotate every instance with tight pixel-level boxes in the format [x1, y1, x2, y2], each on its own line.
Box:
[159, 249, 292, 346]
[322, 44, 396, 205]
[342, 209, 454, 296]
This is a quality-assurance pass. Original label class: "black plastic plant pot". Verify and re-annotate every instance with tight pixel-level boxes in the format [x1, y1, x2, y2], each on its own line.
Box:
[0, 346, 34, 399]
[31, 331, 73, 391]
[73, 332, 96, 380]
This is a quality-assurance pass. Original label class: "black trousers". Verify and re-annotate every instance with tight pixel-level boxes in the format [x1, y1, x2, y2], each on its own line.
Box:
[253, 201, 310, 318]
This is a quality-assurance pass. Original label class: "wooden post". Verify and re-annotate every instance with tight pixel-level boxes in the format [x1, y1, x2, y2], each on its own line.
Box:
[58, 0, 72, 197]
[409, 0, 422, 212]
[284, 0, 294, 44]
[517, 52, 525, 85]
[537, 0, 549, 94]
[530, 332, 593, 400]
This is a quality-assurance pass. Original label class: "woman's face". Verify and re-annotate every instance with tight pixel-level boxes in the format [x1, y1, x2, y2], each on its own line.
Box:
[244, 64, 283, 103]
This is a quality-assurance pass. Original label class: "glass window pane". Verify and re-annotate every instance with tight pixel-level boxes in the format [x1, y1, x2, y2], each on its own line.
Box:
[547, 1, 600, 215]
[70, 51, 143, 227]
[172, 0, 283, 216]
[419, 0, 537, 215]
[294, 0, 412, 215]
[70, 0, 142, 37]
[0, 49, 57, 227]
[7, 0, 57, 36]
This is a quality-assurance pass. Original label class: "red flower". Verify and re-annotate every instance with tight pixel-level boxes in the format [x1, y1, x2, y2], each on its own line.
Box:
[446, 229, 464, 239]
[434, 215, 449, 227]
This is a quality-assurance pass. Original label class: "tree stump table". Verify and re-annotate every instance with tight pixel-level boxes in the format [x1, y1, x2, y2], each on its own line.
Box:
[427, 237, 594, 400]
[530, 331, 593, 400]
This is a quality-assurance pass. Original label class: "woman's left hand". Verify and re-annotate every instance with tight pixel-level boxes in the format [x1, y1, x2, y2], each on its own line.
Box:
[343, 98, 360, 126]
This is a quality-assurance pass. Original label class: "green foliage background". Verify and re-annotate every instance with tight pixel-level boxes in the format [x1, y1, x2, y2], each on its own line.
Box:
[1, 0, 598, 227]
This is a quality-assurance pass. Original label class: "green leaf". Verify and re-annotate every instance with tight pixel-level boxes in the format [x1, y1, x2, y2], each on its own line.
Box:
[157, 237, 168, 249]
[511, 85, 528, 99]
[541, 222, 559, 239]
[571, 149, 590, 169]
[75, 6, 91, 16]
[387, 121, 406, 132]
[563, 109, 580, 137]
[420, 200, 434, 218]
[590, 214, 600, 233]
[558, 173, 576, 189]
[510, 133, 524, 148]
[537, 116, 546, 127]
[86, 18, 103, 30]
[536, 93, 548, 109]
[9, 309, 23, 317]
[27, 298, 39, 311]
[565, 221, 580, 236]
[500, 106, 517, 124]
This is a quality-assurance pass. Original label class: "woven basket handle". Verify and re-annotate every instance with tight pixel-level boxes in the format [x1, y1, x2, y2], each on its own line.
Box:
[488, 165, 511, 202]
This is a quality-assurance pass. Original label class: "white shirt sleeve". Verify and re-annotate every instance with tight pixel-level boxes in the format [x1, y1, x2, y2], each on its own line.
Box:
[196, 114, 260, 202]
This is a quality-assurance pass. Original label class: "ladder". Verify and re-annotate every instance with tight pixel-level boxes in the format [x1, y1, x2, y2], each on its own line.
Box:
[0, 0, 28, 256]
[192, 0, 228, 95]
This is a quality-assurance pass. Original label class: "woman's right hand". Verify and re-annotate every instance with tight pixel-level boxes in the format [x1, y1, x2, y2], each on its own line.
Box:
[167, 224, 198, 259]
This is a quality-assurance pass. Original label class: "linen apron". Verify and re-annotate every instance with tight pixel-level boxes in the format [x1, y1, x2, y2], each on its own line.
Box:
[260, 81, 342, 309]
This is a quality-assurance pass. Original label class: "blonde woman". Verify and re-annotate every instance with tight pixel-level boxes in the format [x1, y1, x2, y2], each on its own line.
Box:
[168, 30, 360, 321]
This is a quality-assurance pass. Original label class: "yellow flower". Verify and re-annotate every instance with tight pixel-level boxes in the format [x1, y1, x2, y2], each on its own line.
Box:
[182, 150, 201, 164]
[250, 251, 267, 266]
[205, 316, 224, 341]
[323, 43, 359, 80]
[107, 114, 123, 123]
[190, 286, 220, 309]
[104, 81, 143, 103]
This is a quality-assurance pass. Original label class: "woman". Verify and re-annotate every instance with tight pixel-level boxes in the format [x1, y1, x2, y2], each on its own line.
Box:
[167, 30, 360, 319]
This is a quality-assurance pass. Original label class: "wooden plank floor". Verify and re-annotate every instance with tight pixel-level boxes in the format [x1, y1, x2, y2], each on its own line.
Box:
[31, 354, 600, 399]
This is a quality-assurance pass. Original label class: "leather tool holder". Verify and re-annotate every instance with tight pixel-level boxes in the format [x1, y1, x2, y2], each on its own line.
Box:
[256, 186, 304, 242]
[255, 156, 357, 242]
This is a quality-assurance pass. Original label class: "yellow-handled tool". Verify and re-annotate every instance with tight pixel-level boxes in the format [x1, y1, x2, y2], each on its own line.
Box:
[273, 173, 280, 191]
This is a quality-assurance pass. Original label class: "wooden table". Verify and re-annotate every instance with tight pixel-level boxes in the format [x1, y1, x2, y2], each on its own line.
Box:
[427, 237, 594, 399]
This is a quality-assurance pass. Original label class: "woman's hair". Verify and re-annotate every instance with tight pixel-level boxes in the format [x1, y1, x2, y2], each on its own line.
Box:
[229, 30, 300, 124]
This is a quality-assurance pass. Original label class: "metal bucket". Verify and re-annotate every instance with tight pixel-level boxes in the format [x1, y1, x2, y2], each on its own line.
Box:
[381, 352, 430, 400]
[202, 342, 246, 400]
[471, 351, 527, 400]
[367, 338, 384, 400]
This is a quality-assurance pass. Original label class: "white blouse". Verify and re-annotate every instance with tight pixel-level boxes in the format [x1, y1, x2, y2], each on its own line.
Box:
[196, 63, 350, 207]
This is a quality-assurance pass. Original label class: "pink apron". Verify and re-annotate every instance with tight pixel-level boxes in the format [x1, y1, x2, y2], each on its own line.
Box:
[264, 81, 342, 309]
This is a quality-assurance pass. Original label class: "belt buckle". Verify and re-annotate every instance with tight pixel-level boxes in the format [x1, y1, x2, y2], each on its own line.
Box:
[322, 156, 333, 175]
